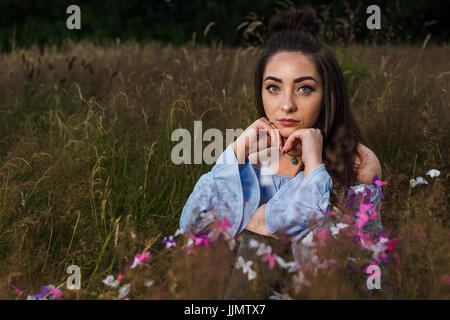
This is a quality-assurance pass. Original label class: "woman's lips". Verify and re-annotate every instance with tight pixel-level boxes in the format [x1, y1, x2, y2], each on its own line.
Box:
[278, 119, 299, 126]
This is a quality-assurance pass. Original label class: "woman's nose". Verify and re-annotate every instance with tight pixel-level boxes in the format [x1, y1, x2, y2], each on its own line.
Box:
[281, 103, 297, 112]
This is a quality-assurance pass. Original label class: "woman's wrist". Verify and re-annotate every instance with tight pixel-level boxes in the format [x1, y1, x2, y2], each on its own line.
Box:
[303, 161, 323, 179]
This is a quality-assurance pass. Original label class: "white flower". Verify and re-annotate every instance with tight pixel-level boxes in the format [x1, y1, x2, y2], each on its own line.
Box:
[275, 256, 299, 273]
[102, 275, 120, 288]
[235, 256, 257, 281]
[330, 223, 349, 236]
[410, 176, 428, 188]
[247, 269, 257, 281]
[144, 280, 154, 287]
[256, 243, 272, 256]
[426, 169, 440, 178]
[118, 283, 131, 299]
[235, 256, 253, 273]
[248, 238, 260, 248]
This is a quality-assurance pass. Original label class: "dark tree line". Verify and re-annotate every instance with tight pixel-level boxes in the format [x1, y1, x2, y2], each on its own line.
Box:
[0, 0, 448, 52]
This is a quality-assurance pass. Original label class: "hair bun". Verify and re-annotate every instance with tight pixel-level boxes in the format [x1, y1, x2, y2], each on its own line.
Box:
[268, 6, 322, 38]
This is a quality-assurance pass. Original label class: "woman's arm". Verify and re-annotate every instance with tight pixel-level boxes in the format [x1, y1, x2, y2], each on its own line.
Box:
[265, 164, 333, 242]
[180, 143, 261, 238]
[244, 204, 279, 239]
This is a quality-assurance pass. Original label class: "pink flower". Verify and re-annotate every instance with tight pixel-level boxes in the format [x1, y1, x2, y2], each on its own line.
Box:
[131, 251, 151, 269]
[373, 176, 388, 186]
[355, 211, 368, 228]
[315, 228, 329, 244]
[49, 287, 63, 300]
[385, 238, 399, 252]
[214, 216, 232, 232]
[8, 283, 23, 296]
[194, 236, 210, 247]
[261, 252, 276, 269]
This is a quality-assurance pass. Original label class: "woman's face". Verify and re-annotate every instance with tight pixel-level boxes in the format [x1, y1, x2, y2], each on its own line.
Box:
[262, 51, 323, 138]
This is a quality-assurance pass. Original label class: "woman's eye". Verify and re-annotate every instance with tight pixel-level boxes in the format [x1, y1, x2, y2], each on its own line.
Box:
[299, 86, 313, 94]
[266, 85, 279, 93]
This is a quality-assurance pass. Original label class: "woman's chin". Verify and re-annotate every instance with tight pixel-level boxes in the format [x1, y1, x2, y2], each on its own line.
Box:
[280, 128, 296, 137]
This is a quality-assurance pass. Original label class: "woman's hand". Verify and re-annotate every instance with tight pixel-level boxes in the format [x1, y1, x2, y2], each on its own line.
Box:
[282, 128, 323, 178]
[245, 203, 279, 239]
[232, 117, 283, 166]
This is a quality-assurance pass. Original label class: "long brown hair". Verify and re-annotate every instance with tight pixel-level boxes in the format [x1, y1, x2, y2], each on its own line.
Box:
[254, 6, 368, 196]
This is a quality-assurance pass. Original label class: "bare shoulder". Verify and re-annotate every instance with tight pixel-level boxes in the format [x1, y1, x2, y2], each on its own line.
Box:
[354, 143, 382, 184]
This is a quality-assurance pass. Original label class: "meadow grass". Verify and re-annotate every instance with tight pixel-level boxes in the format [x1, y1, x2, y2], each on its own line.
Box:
[0, 39, 448, 299]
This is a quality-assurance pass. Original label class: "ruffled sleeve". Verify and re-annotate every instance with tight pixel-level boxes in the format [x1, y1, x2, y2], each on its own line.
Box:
[265, 164, 333, 242]
[179, 143, 261, 237]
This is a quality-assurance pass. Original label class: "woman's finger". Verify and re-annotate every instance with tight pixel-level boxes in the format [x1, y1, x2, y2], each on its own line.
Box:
[255, 119, 279, 151]
[261, 117, 282, 151]
[282, 130, 303, 153]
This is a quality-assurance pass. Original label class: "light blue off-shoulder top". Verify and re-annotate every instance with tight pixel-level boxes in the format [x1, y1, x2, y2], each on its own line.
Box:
[179, 143, 384, 243]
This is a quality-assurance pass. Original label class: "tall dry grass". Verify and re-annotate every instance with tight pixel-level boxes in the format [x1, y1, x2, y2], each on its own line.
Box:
[0, 38, 448, 299]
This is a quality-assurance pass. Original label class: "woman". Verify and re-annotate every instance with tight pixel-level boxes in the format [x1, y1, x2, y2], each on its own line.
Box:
[179, 7, 386, 299]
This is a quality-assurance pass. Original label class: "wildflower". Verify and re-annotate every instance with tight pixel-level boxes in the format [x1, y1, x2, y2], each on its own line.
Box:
[373, 175, 388, 186]
[50, 287, 63, 300]
[355, 211, 369, 228]
[144, 280, 154, 287]
[8, 283, 23, 296]
[275, 256, 298, 273]
[162, 236, 176, 251]
[235, 256, 256, 281]
[256, 243, 272, 256]
[261, 252, 277, 269]
[315, 228, 329, 244]
[131, 251, 151, 269]
[214, 216, 232, 232]
[102, 275, 120, 288]
[426, 169, 440, 178]
[194, 236, 210, 247]
[330, 223, 349, 236]
[118, 283, 131, 299]
[410, 176, 428, 188]
[30, 285, 62, 300]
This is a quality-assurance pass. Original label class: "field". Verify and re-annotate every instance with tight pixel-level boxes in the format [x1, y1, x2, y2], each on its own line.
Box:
[0, 39, 448, 299]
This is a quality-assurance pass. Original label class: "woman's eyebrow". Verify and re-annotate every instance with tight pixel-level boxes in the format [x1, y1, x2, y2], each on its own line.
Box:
[264, 75, 317, 84]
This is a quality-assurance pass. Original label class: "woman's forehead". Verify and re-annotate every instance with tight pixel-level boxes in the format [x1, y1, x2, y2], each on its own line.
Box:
[264, 51, 318, 80]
